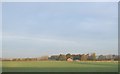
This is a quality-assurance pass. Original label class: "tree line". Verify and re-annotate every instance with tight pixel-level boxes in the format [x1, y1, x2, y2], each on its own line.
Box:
[1, 53, 119, 61]
[49, 53, 96, 61]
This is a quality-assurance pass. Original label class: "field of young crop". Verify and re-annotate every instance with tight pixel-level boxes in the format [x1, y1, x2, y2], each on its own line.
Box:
[2, 61, 118, 72]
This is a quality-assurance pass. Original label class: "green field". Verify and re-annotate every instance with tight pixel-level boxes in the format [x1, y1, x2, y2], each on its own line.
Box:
[2, 61, 118, 72]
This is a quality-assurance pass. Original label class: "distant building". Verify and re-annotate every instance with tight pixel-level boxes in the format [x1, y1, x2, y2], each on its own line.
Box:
[67, 58, 73, 62]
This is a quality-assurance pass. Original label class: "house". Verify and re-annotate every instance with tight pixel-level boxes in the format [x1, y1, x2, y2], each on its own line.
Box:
[67, 58, 73, 62]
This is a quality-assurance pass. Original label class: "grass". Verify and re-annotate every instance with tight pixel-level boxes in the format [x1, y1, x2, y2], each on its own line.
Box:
[2, 61, 118, 72]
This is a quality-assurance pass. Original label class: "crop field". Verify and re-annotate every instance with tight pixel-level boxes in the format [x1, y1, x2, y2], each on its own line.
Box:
[2, 61, 118, 72]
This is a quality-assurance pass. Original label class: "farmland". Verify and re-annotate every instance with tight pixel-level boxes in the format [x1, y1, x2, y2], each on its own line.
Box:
[2, 61, 118, 72]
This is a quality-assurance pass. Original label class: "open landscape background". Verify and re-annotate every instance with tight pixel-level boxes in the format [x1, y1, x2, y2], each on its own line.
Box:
[2, 2, 118, 72]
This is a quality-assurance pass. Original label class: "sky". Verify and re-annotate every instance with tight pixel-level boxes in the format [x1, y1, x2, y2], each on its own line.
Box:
[0, 2, 2, 58]
[2, 2, 118, 58]
[1, 0, 119, 2]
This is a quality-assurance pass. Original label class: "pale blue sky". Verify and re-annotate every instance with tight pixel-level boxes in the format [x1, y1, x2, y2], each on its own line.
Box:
[2, 2, 118, 58]
[0, 2, 2, 58]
